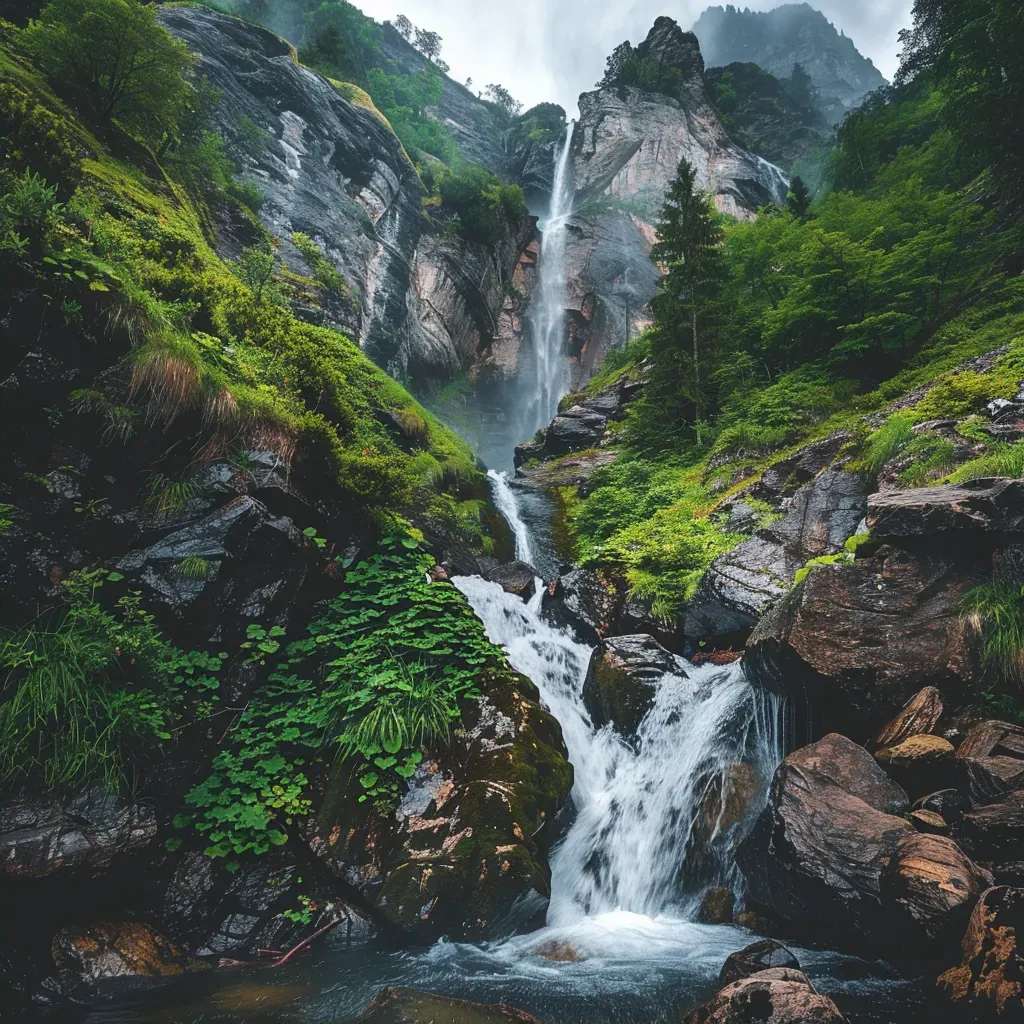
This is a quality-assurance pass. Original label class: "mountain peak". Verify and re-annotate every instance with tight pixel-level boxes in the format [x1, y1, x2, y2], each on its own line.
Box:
[637, 16, 704, 80]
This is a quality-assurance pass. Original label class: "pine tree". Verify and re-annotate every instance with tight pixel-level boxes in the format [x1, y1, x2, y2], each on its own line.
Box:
[787, 176, 811, 219]
[644, 159, 725, 435]
[598, 42, 633, 88]
[786, 62, 818, 111]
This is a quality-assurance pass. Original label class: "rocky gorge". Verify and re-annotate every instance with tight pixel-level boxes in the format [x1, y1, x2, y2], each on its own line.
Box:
[2, 0, 1024, 1022]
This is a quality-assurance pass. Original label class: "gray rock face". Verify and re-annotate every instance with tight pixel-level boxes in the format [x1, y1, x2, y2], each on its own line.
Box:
[0, 792, 156, 878]
[159, 7, 534, 384]
[719, 939, 801, 987]
[685, 470, 869, 644]
[486, 561, 541, 600]
[560, 19, 789, 383]
[868, 479, 1024, 540]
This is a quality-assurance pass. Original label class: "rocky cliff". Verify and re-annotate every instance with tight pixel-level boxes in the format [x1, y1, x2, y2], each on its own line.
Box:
[558, 18, 789, 383]
[159, 6, 534, 385]
[693, 3, 887, 121]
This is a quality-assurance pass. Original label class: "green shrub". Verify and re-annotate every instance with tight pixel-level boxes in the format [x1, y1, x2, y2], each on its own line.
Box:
[859, 411, 917, 474]
[949, 442, 1024, 483]
[436, 164, 527, 245]
[963, 582, 1024, 687]
[291, 231, 347, 296]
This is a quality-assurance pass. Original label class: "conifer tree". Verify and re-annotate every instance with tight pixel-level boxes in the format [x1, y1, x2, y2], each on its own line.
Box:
[787, 176, 811, 220]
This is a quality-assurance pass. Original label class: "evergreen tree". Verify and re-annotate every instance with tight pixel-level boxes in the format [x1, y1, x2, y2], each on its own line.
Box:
[785, 62, 818, 111]
[642, 159, 726, 438]
[598, 42, 633, 88]
[787, 176, 811, 219]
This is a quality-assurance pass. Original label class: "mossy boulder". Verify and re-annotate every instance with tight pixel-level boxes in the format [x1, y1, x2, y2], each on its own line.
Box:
[306, 667, 572, 942]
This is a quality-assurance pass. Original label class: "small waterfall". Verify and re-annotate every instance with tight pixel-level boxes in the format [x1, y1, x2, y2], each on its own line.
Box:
[488, 469, 535, 565]
[519, 125, 575, 442]
[455, 491, 785, 928]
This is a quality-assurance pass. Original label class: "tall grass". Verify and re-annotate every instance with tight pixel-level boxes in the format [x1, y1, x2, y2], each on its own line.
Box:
[963, 582, 1024, 687]
[949, 442, 1024, 483]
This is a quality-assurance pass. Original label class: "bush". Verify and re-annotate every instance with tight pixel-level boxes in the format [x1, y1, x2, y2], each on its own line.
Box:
[436, 164, 526, 245]
[20, 0, 195, 146]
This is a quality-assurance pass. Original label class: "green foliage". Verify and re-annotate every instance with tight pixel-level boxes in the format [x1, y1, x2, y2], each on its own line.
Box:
[174, 555, 210, 581]
[20, 0, 195, 146]
[434, 164, 527, 246]
[0, 573, 223, 791]
[963, 582, 1024, 687]
[859, 412, 917, 474]
[291, 231, 347, 296]
[949, 442, 1024, 484]
[793, 553, 846, 587]
[183, 536, 507, 857]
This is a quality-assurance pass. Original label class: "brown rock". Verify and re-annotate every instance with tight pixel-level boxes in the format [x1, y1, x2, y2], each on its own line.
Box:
[698, 887, 736, 925]
[360, 988, 541, 1024]
[957, 756, 1024, 805]
[532, 941, 584, 962]
[746, 547, 980, 738]
[962, 792, 1024, 861]
[484, 562, 539, 601]
[719, 939, 801, 986]
[867, 479, 1024, 539]
[737, 734, 912, 944]
[959, 720, 1024, 760]
[683, 969, 847, 1023]
[937, 886, 1024, 1019]
[880, 833, 993, 950]
[909, 809, 949, 835]
[914, 788, 967, 822]
[870, 686, 944, 752]
[875, 734, 956, 797]
[52, 923, 205, 992]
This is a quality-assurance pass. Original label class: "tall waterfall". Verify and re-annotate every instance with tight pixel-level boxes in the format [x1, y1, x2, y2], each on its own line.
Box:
[454, 503, 785, 927]
[519, 125, 575, 442]
[487, 469, 535, 565]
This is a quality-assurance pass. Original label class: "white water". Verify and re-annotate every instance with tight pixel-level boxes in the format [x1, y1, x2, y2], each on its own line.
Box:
[488, 469, 535, 565]
[520, 125, 575, 442]
[454, 487, 786, 931]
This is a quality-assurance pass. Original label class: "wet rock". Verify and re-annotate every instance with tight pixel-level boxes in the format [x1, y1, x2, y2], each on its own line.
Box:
[957, 756, 1024, 806]
[962, 792, 1024, 862]
[546, 407, 608, 456]
[914, 789, 967, 822]
[685, 470, 869, 645]
[910, 810, 950, 836]
[0, 791, 156, 878]
[719, 939, 801, 986]
[307, 668, 572, 943]
[959, 720, 1024, 760]
[360, 987, 542, 1024]
[582, 635, 688, 738]
[870, 686, 944, 752]
[867, 479, 1024, 540]
[875, 734, 956, 798]
[51, 923, 206, 992]
[685, 968, 847, 1024]
[880, 833, 993, 952]
[938, 886, 1024, 1019]
[485, 562, 540, 601]
[532, 940, 585, 962]
[548, 567, 622, 643]
[738, 734, 912, 945]
[698, 887, 736, 925]
[746, 547, 980, 738]
[757, 433, 852, 497]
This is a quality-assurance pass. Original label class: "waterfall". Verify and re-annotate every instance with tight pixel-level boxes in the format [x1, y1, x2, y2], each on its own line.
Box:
[519, 125, 575, 442]
[454, 493, 785, 928]
[488, 469, 535, 565]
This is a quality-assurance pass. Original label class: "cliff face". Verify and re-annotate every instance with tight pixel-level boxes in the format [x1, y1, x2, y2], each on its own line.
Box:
[693, 4, 887, 121]
[560, 18, 789, 381]
[159, 7, 534, 384]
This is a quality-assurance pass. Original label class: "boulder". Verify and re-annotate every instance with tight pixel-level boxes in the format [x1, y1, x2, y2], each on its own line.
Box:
[0, 791, 155, 878]
[684, 969, 847, 1024]
[870, 686, 944, 752]
[545, 408, 608, 456]
[697, 887, 735, 925]
[962, 792, 1024, 862]
[868, 479, 1024, 540]
[959, 720, 1024, 760]
[51, 923, 205, 992]
[737, 734, 912, 945]
[719, 939, 800, 986]
[582, 634, 688, 737]
[938, 887, 1024, 1019]
[548, 568, 622, 643]
[757, 433, 852, 496]
[685, 470, 870, 645]
[909, 810, 950, 836]
[746, 547, 980, 738]
[914, 789, 967, 822]
[360, 987, 541, 1024]
[306, 668, 572, 942]
[957, 756, 1024, 806]
[485, 562, 540, 601]
[880, 833, 993, 952]
[874, 734, 956, 798]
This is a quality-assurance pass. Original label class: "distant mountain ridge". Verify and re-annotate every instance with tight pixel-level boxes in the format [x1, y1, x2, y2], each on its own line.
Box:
[693, 4, 887, 122]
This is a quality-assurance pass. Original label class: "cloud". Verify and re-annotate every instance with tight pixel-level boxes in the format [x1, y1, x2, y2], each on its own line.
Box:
[357, 1, 913, 115]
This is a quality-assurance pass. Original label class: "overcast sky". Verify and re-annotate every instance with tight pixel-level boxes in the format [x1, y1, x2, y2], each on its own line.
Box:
[358, 1, 913, 115]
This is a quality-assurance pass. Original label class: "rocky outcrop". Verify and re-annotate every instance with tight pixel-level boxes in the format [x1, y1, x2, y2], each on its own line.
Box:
[160, 7, 535, 384]
[582, 635, 688, 738]
[360, 987, 541, 1024]
[486, 561, 541, 600]
[559, 18, 789, 380]
[683, 969, 847, 1024]
[738, 734, 911, 946]
[306, 667, 572, 942]
[686, 470, 870, 646]
[871, 687, 945, 752]
[938, 886, 1024, 1019]
[874, 735, 957, 799]
[746, 546, 981, 738]
[719, 940, 801, 986]
[0, 792, 156, 878]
